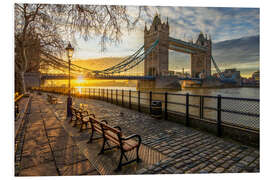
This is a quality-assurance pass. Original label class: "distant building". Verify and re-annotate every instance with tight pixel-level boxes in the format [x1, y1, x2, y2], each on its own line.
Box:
[213, 69, 240, 79]
[175, 68, 191, 78]
[222, 68, 241, 79]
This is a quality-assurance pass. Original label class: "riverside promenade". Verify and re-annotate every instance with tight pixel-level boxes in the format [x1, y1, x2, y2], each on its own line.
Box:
[15, 92, 259, 176]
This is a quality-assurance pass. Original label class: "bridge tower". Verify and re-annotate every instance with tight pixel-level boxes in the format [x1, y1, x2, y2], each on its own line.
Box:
[144, 15, 169, 76]
[191, 32, 212, 78]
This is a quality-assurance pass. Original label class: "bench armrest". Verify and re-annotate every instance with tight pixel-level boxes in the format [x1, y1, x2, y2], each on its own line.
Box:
[101, 120, 108, 124]
[88, 113, 95, 118]
[82, 112, 95, 118]
[113, 126, 122, 131]
[82, 110, 95, 118]
[122, 134, 141, 145]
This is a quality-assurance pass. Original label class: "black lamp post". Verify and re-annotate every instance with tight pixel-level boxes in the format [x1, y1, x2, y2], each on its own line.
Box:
[66, 42, 74, 117]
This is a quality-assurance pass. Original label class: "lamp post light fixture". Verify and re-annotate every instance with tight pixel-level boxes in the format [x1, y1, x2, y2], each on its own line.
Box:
[65, 42, 74, 117]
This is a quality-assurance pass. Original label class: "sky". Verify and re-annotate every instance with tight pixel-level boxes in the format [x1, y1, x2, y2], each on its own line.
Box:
[71, 6, 259, 77]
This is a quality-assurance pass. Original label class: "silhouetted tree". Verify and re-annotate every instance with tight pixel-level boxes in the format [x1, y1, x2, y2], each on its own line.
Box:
[15, 4, 149, 93]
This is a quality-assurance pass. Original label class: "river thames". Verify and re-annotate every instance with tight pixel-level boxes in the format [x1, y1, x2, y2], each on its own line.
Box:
[76, 86, 259, 99]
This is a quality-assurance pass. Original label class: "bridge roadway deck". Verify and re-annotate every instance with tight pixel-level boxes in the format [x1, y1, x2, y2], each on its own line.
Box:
[16, 92, 259, 175]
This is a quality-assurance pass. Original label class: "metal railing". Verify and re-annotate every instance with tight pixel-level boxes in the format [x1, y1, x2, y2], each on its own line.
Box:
[32, 87, 260, 135]
[15, 93, 24, 119]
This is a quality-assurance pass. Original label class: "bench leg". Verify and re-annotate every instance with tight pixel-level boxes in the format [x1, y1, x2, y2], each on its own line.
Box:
[98, 138, 106, 155]
[87, 129, 95, 144]
[79, 123, 84, 132]
[80, 122, 91, 132]
[115, 152, 123, 171]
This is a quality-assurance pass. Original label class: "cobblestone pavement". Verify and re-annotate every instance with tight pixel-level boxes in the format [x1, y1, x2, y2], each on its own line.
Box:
[16, 94, 99, 176]
[51, 94, 259, 174]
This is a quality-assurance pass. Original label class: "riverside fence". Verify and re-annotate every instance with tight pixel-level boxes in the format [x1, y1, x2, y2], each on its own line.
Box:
[32, 87, 260, 147]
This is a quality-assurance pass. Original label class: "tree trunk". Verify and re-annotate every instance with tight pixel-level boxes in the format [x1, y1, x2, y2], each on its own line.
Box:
[15, 71, 26, 94]
[18, 45, 28, 94]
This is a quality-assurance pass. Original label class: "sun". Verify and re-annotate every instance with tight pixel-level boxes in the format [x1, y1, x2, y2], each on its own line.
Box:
[76, 76, 85, 84]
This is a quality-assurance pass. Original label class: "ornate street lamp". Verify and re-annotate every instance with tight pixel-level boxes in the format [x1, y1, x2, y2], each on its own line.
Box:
[66, 42, 74, 117]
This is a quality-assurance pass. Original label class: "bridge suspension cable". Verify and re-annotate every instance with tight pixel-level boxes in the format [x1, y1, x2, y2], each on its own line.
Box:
[105, 39, 159, 74]
[100, 45, 144, 73]
[210, 55, 224, 80]
[40, 39, 159, 77]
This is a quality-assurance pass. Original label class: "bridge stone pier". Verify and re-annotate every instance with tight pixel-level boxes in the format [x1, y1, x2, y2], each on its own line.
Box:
[138, 15, 212, 90]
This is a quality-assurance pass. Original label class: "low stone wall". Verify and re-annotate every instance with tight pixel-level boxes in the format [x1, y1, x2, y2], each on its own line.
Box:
[125, 102, 259, 147]
[167, 112, 259, 148]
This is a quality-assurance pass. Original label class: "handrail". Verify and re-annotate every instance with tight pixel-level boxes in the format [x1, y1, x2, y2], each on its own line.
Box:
[15, 94, 24, 103]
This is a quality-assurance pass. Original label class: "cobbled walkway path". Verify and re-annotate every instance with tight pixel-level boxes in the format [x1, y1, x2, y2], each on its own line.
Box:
[50, 94, 259, 174]
[16, 94, 99, 176]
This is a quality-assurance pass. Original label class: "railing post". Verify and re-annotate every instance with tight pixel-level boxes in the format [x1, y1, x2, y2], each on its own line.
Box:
[107, 89, 108, 102]
[116, 89, 118, 105]
[186, 93, 189, 126]
[129, 90, 131, 109]
[165, 92, 168, 120]
[99, 88, 101, 100]
[201, 96, 204, 119]
[138, 90, 141, 112]
[217, 95, 222, 137]
[90, 88, 92, 98]
[122, 89, 124, 106]
[111, 89, 113, 103]
[200, 96, 202, 119]
[149, 91, 152, 114]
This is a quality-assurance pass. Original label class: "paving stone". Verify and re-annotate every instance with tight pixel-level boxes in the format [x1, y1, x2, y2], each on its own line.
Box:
[242, 156, 256, 164]
[213, 167, 225, 173]
[162, 149, 173, 155]
[58, 160, 96, 176]
[153, 167, 162, 173]
[20, 148, 54, 169]
[174, 162, 185, 169]
[165, 167, 177, 173]
[19, 162, 59, 176]
[168, 152, 177, 158]
[174, 169, 184, 174]
[228, 165, 243, 173]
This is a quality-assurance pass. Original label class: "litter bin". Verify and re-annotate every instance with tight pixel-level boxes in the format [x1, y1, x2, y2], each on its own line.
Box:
[151, 100, 162, 118]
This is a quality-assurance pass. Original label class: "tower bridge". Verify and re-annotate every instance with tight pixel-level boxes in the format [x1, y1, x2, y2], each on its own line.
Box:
[139, 15, 211, 89]
[27, 15, 232, 90]
[143, 15, 211, 78]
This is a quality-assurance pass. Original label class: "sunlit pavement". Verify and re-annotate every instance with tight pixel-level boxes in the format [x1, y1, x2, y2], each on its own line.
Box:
[15, 94, 99, 176]
[16, 92, 259, 175]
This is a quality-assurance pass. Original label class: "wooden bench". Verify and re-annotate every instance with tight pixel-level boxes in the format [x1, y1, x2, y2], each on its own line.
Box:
[87, 118, 141, 171]
[70, 106, 95, 132]
[47, 94, 57, 104]
[70, 106, 79, 123]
